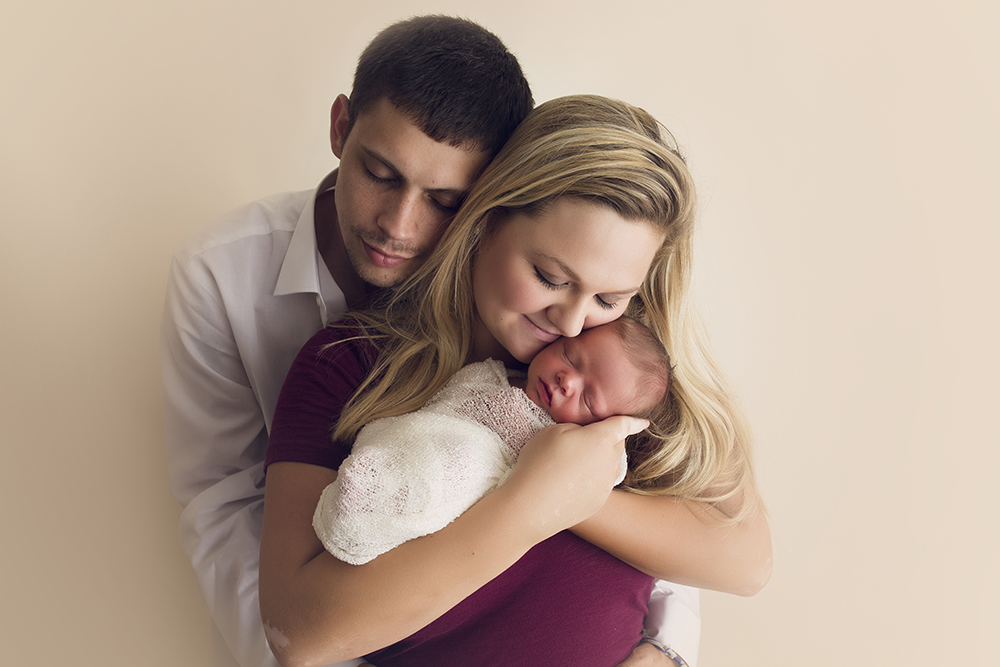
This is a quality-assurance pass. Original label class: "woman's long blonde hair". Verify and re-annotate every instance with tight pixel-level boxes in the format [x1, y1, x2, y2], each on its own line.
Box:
[334, 95, 759, 521]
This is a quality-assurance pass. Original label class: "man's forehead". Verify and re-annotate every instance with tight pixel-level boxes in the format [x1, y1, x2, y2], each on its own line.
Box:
[355, 98, 481, 153]
[351, 99, 490, 188]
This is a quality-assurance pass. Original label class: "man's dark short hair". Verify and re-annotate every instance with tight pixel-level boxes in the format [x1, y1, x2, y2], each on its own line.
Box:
[348, 15, 533, 155]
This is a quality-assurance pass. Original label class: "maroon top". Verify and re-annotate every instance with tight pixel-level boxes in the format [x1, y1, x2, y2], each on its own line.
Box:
[267, 322, 653, 667]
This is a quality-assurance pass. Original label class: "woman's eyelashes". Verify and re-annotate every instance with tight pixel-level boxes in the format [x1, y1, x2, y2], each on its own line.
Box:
[594, 295, 617, 311]
[534, 267, 564, 289]
[533, 266, 620, 311]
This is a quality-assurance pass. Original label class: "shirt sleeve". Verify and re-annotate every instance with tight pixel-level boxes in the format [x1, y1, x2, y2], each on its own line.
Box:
[162, 255, 370, 667]
[645, 580, 702, 666]
[161, 252, 281, 667]
[161, 252, 268, 508]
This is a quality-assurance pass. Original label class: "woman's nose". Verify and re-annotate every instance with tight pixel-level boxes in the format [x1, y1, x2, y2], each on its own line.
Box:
[547, 299, 587, 338]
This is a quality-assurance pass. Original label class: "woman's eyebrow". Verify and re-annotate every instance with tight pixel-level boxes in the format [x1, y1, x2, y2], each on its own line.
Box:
[535, 252, 642, 297]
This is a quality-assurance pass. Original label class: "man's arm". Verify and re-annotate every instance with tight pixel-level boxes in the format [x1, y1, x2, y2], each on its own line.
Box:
[162, 255, 364, 667]
[161, 252, 274, 666]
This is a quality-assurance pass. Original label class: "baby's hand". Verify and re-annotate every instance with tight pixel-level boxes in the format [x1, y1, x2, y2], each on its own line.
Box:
[503, 416, 648, 541]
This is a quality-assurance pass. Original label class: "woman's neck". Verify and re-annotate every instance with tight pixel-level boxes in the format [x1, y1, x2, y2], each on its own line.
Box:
[469, 315, 517, 366]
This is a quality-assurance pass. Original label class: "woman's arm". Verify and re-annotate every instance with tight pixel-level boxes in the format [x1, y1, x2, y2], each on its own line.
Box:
[572, 489, 772, 596]
[260, 461, 533, 666]
[260, 418, 644, 667]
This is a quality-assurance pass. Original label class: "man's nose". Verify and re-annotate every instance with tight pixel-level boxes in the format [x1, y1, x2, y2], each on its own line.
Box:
[378, 191, 422, 241]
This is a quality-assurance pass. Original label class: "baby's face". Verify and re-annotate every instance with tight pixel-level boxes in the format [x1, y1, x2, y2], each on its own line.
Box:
[523, 324, 650, 425]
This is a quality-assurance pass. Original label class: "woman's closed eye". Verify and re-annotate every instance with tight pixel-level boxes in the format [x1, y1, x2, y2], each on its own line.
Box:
[594, 295, 617, 311]
[534, 266, 622, 311]
[534, 266, 565, 289]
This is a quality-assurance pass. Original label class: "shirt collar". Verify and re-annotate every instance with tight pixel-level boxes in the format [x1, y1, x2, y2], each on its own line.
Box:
[274, 171, 337, 298]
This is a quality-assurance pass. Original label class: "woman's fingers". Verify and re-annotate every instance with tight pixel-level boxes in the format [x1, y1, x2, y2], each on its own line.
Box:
[502, 416, 649, 541]
[587, 414, 650, 445]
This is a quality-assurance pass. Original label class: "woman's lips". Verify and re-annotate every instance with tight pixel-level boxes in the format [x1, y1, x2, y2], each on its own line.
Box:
[523, 316, 560, 343]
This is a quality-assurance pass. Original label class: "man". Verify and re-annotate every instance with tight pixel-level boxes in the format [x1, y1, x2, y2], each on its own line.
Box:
[161, 15, 699, 667]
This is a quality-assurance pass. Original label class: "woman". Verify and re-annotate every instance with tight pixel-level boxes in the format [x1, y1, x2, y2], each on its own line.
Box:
[260, 95, 771, 667]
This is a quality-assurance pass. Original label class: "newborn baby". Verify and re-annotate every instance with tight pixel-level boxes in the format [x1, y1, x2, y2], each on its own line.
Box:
[313, 316, 671, 564]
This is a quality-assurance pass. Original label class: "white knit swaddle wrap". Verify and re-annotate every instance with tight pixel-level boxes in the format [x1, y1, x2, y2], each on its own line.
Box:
[313, 359, 627, 564]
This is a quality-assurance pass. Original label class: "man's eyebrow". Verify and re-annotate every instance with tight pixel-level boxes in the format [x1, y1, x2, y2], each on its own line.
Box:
[358, 145, 471, 198]
[536, 252, 642, 297]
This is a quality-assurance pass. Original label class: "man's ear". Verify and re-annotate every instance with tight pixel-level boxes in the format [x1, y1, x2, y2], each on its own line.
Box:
[330, 93, 350, 159]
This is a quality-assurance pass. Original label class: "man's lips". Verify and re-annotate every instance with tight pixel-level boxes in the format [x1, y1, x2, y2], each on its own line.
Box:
[523, 316, 559, 343]
[363, 241, 412, 268]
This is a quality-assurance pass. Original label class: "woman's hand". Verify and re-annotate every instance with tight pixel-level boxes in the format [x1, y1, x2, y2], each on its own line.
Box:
[503, 416, 649, 543]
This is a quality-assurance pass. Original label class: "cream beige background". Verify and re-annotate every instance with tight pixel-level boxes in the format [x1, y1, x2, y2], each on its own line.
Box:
[2, 1, 997, 665]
